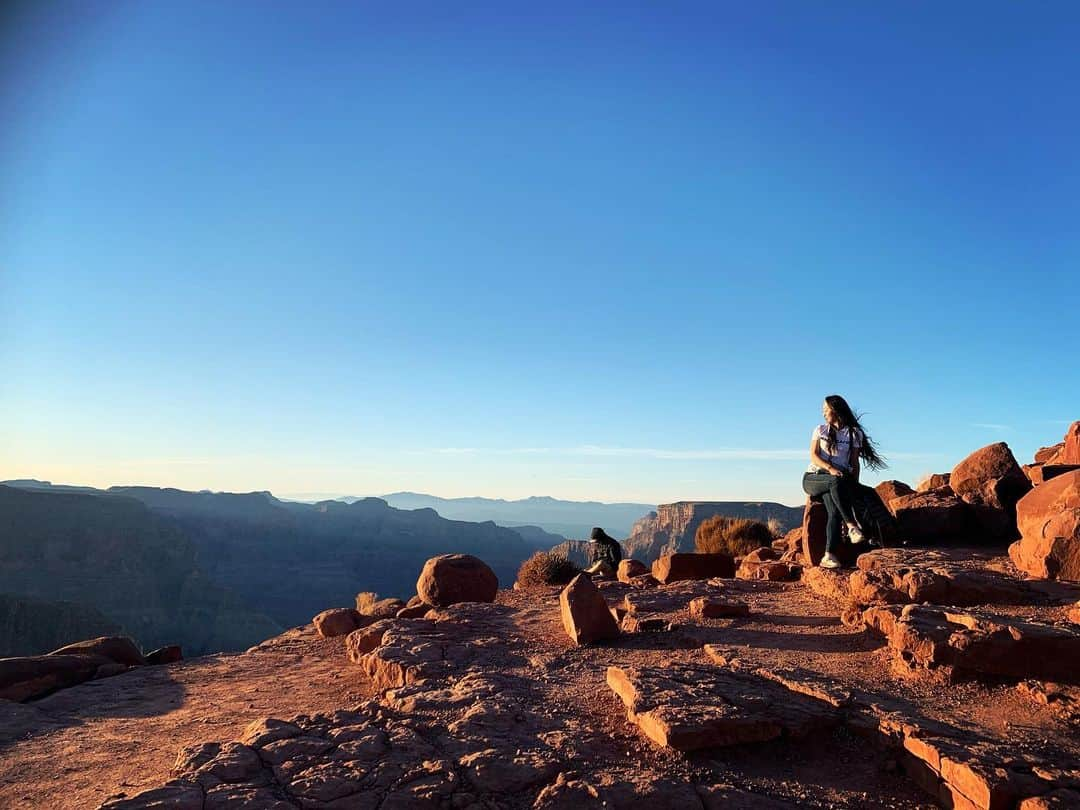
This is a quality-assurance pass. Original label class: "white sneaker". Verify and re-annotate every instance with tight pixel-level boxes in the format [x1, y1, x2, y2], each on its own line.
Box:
[847, 524, 866, 545]
[819, 552, 841, 569]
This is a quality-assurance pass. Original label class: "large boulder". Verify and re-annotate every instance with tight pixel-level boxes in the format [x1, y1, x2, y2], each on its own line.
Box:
[1009, 469, 1080, 580]
[312, 608, 366, 638]
[416, 554, 499, 607]
[875, 480, 915, 510]
[950, 442, 1031, 540]
[651, 553, 734, 584]
[559, 574, 619, 645]
[617, 559, 648, 583]
[49, 636, 144, 667]
[890, 488, 975, 544]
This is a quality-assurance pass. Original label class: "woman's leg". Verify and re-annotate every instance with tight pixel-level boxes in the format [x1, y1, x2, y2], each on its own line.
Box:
[820, 491, 844, 554]
[803, 472, 843, 557]
[826, 475, 858, 526]
[802, 472, 833, 498]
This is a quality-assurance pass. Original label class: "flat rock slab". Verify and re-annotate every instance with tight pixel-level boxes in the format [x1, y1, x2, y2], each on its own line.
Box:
[804, 548, 1067, 610]
[621, 581, 717, 615]
[864, 603, 1080, 683]
[358, 603, 517, 689]
[699, 655, 1080, 810]
[850, 548, 1041, 607]
[606, 664, 839, 751]
[689, 597, 750, 619]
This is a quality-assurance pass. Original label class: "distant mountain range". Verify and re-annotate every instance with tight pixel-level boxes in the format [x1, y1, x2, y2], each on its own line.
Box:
[376, 492, 656, 539]
[0, 484, 283, 657]
[0, 480, 547, 656]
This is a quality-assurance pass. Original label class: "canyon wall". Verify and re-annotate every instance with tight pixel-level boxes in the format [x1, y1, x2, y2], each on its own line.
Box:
[622, 501, 803, 562]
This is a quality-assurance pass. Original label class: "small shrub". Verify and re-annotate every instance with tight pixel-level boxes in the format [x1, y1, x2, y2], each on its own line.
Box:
[355, 591, 379, 614]
[516, 551, 581, 588]
[695, 516, 773, 557]
[766, 517, 784, 538]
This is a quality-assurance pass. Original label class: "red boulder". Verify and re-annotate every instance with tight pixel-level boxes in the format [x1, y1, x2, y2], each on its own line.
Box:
[950, 442, 1031, 540]
[313, 608, 367, 638]
[416, 553, 499, 607]
[1009, 469, 1080, 581]
[560, 574, 620, 645]
[875, 481, 915, 510]
[651, 553, 734, 584]
[890, 489, 975, 544]
[617, 559, 649, 583]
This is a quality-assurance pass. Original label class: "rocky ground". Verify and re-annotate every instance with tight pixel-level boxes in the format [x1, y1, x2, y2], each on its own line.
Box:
[4, 546, 1078, 809]
[0, 630, 377, 809]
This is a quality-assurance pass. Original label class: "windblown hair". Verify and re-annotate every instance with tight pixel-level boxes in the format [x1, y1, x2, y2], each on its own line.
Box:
[824, 394, 887, 471]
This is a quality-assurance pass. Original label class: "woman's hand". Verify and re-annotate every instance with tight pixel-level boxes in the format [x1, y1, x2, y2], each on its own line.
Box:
[829, 467, 843, 477]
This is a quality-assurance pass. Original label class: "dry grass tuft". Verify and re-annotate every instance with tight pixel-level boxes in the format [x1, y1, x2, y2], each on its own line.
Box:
[355, 591, 379, 614]
[516, 551, 581, 588]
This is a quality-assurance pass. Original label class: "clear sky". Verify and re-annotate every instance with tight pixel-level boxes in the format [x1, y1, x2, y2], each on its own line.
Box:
[2, 2, 1077, 506]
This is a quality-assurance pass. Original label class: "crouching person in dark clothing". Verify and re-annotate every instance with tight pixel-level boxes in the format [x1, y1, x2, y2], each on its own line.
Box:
[584, 527, 622, 578]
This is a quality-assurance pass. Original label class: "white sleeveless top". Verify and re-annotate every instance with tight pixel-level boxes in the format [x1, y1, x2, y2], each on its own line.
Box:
[807, 424, 863, 473]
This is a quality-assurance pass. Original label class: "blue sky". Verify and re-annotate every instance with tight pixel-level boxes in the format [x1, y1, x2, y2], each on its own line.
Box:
[2, 1, 1078, 505]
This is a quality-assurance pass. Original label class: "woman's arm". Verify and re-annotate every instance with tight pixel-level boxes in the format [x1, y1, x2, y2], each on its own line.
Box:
[809, 436, 842, 476]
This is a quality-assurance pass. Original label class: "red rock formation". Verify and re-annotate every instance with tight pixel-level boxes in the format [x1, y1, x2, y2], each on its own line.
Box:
[950, 442, 1031, 540]
[395, 603, 432, 619]
[344, 619, 395, 662]
[1063, 421, 1080, 464]
[1009, 469, 1080, 580]
[0, 653, 119, 701]
[651, 552, 734, 584]
[559, 574, 620, 645]
[1035, 443, 1065, 464]
[876, 480, 916, 508]
[889, 488, 974, 544]
[606, 663, 838, 751]
[50, 636, 145, 667]
[312, 608, 365, 638]
[622, 502, 802, 562]
[416, 553, 499, 607]
[864, 603, 1080, 683]
[616, 559, 648, 582]
[916, 474, 950, 493]
[688, 596, 750, 618]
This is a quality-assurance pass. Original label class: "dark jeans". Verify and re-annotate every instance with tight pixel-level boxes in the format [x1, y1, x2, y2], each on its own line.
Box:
[802, 471, 857, 554]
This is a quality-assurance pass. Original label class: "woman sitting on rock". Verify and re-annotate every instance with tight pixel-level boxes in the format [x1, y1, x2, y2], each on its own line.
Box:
[802, 394, 887, 569]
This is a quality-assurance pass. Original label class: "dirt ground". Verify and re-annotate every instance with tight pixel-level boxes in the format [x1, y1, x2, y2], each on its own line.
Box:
[0, 629, 376, 809]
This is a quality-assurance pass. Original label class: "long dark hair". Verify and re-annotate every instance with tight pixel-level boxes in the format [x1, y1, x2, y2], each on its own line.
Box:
[824, 394, 887, 471]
